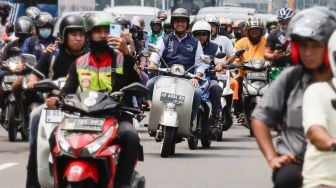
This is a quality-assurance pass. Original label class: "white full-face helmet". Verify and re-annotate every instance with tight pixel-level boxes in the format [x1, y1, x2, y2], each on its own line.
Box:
[191, 20, 211, 40]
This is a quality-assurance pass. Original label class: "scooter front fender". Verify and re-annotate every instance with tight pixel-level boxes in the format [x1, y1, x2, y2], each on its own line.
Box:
[159, 109, 178, 127]
[63, 161, 99, 183]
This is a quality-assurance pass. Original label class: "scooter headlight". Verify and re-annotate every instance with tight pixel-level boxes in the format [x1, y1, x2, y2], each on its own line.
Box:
[170, 64, 185, 76]
[82, 126, 115, 155]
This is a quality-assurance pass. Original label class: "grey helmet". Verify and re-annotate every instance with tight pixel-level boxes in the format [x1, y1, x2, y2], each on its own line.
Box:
[171, 8, 189, 25]
[286, 7, 336, 43]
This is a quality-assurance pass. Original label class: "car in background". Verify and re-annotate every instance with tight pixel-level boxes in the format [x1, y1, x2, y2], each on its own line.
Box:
[198, 6, 256, 15]
[104, 6, 161, 32]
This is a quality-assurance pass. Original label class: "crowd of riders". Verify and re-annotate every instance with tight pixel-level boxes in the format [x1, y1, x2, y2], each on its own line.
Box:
[0, 1, 336, 187]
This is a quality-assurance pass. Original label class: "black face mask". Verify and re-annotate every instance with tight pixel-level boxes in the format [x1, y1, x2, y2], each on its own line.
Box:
[234, 31, 242, 39]
[90, 40, 110, 54]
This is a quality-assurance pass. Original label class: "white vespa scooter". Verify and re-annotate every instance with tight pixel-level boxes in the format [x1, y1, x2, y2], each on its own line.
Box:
[146, 44, 210, 158]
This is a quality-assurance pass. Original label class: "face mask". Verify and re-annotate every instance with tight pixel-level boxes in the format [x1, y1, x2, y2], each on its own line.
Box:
[39, 28, 52, 39]
[90, 40, 110, 54]
[279, 28, 286, 33]
[234, 31, 242, 39]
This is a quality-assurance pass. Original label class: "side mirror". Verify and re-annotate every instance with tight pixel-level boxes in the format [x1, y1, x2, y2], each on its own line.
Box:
[200, 55, 212, 64]
[9, 47, 22, 54]
[34, 80, 60, 93]
[21, 53, 37, 66]
[215, 52, 226, 59]
[120, 82, 149, 97]
[147, 44, 160, 53]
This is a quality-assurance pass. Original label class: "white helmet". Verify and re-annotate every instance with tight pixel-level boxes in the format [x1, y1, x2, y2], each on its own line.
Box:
[191, 20, 211, 35]
[328, 30, 336, 77]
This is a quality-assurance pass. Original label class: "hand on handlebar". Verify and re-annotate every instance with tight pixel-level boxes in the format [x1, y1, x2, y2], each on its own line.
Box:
[45, 96, 60, 109]
[147, 62, 158, 71]
[27, 81, 37, 90]
[190, 78, 199, 87]
[273, 50, 286, 60]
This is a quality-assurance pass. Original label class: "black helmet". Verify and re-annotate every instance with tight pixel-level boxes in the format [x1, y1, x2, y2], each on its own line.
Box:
[287, 7, 336, 43]
[84, 12, 114, 33]
[59, 14, 84, 42]
[150, 18, 162, 27]
[115, 16, 131, 27]
[171, 8, 189, 25]
[0, 1, 13, 17]
[25, 6, 41, 21]
[14, 16, 35, 35]
[35, 12, 54, 28]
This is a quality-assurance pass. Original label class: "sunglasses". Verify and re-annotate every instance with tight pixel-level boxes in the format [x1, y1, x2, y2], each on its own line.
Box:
[193, 32, 208, 36]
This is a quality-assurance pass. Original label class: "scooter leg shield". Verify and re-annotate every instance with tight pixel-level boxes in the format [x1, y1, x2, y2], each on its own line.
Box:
[63, 161, 99, 183]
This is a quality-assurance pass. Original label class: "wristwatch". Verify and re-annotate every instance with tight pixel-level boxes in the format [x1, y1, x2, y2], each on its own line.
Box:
[331, 143, 336, 152]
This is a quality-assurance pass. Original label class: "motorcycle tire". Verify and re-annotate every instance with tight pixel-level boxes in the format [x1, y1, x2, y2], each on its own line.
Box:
[187, 134, 198, 150]
[130, 171, 146, 188]
[7, 102, 18, 142]
[160, 126, 175, 158]
[221, 106, 233, 131]
[200, 113, 211, 147]
[65, 179, 96, 188]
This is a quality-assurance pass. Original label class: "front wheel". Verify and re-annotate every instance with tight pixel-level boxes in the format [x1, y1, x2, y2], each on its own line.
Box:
[221, 106, 233, 131]
[200, 111, 211, 148]
[7, 102, 18, 142]
[160, 126, 176, 158]
[65, 179, 96, 188]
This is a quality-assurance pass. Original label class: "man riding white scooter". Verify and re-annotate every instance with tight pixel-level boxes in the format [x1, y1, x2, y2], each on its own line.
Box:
[147, 8, 206, 124]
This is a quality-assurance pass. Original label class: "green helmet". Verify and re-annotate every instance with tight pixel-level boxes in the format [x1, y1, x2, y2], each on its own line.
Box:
[84, 12, 114, 33]
[163, 18, 171, 27]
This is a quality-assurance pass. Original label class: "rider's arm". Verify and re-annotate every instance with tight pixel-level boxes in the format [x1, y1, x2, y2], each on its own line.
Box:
[60, 62, 79, 95]
[195, 41, 207, 76]
[251, 118, 278, 164]
[148, 37, 165, 66]
[303, 84, 336, 151]
[252, 67, 298, 166]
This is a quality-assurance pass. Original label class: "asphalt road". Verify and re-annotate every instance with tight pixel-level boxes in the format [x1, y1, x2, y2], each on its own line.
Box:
[0, 118, 273, 188]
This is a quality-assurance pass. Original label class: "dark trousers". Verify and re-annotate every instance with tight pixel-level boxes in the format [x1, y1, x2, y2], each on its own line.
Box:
[272, 163, 303, 188]
[234, 76, 244, 116]
[208, 80, 223, 113]
[114, 120, 140, 186]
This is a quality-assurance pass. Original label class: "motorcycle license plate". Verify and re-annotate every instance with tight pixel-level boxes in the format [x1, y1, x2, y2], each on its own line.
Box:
[247, 72, 266, 79]
[46, 109, 64, 123]
[3, 75, 19, 83]
[160, 92, 185, 105]
[62, 117, 105, 132]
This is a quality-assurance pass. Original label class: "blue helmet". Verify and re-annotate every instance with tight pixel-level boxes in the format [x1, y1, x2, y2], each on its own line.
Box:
[278, 7, 294, 21]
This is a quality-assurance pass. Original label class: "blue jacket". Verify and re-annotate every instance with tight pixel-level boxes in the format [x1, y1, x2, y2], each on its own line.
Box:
[162, 32, 198, 72]
[22, 36, 54, 61]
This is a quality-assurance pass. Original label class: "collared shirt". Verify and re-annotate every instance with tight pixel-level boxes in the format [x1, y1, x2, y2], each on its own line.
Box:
[252, 66, 313, 159]
[234, 36, 267, 77]
[149, 32, 207, 74]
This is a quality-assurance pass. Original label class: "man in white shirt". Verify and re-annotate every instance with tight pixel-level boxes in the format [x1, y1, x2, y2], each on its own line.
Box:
[302, 30, 336, 188]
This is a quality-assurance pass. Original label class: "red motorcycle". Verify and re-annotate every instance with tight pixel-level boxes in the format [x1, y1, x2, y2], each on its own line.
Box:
[34, 81, 148, 188]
